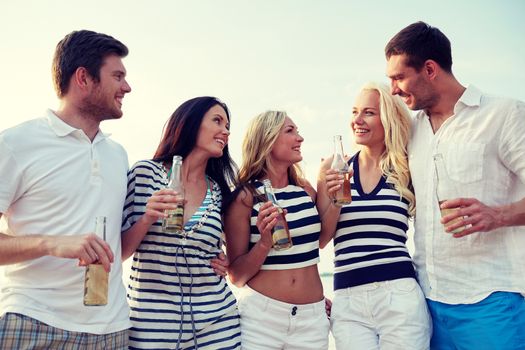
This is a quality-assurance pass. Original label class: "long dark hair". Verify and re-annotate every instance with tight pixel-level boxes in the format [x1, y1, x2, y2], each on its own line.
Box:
[153, 96, 238, 210]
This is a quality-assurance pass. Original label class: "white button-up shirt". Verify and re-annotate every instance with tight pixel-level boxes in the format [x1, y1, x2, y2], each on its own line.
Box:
[409, 85, 525, 304]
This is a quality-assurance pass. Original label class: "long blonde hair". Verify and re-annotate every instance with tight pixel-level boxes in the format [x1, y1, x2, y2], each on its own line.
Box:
[360, 82, 415, 216]
[238, 110, 305, 188]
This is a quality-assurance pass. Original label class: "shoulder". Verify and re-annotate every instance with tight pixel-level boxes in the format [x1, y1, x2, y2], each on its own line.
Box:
[129, 160, 165, 178]
[485, 95, 525, 118]
[229, 185, 254, 211]
[301, 180, 317, 201]
[103, 137, 127, 156]
[1, 118, 46, 145]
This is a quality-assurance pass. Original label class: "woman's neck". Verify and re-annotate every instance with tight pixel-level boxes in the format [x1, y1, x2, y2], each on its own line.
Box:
[359, 146, 384, 170]
[264, 167, 290, 188]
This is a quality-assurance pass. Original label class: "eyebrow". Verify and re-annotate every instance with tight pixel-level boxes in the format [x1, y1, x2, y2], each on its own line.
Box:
[113, 70, 126, 76]
[387, 73, 403, 79]
[353, 107, 379, 111]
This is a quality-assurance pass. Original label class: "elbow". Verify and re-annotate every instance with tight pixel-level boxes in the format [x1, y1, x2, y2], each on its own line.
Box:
[120, 239, 133, 261]
[121, 250, 131, 261]
[227, 270, 247, 288]
[319, 238, 330, 249]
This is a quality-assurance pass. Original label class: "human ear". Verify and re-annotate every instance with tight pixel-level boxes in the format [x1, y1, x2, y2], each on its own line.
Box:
[424, 60, 438, 80]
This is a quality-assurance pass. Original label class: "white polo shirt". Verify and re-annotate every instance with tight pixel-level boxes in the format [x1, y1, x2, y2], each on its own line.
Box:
[409, 85, 525, 304]
[0, 110, 131, 334]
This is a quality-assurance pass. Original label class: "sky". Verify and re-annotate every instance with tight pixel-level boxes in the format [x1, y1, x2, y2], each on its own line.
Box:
[1, 0, 525, 272]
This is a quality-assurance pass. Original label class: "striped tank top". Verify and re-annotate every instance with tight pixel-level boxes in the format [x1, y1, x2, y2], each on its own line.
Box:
[333, 153, 415, 291]
[249, 181, 320, 270]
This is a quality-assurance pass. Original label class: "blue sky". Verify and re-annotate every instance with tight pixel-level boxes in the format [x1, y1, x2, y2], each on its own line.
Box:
[1, 0, 524, 270]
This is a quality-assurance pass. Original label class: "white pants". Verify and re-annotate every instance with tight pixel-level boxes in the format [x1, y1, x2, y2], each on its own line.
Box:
[331, 278, 431, 350]
[238, 286, 330, 350]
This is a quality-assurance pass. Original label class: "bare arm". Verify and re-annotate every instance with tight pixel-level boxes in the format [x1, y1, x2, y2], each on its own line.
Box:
[441, 196, 525, 237]
[0, 213, 114, 271]
[316, 158, 343, 248]
[224, 189, 278, 287]
[121, 188, 179, 260]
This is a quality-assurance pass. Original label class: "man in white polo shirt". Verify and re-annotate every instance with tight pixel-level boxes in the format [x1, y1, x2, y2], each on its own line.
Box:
[0, 30, 132, 348]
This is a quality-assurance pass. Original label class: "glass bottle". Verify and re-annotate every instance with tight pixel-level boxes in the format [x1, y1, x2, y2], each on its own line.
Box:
[262, 179, 293, 250]
[162, 155, 185, 235]
[331, 135, 352, 205]
[434, 153, 464, 234]
[83, 216, 109, 306]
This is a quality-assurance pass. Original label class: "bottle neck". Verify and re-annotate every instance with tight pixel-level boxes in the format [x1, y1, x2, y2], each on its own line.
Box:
[262, 181, 279, 206]
[333, 137, 344, 158]
[331, 137, 348, 171]
[168, 161, 184, 190]
[95, 216, 106, 240]
[434, 154, 456, 200]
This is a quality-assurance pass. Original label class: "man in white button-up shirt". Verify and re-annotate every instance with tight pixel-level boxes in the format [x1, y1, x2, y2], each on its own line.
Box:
[385, 21, 525, 349]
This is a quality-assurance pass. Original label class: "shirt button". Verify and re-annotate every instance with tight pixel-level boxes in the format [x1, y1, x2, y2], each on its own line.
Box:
[291, 306, 297, 316]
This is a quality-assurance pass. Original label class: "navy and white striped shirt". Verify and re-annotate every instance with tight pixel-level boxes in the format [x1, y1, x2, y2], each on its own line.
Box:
[250, 181, 320, 270]
[122, 160, 240, 349]
[333, 154, 415, 291]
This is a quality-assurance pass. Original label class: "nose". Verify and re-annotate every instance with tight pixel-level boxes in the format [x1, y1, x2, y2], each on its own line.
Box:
[122, 79, 132, 93]
[297, 133, 304, 142]
[390, 80, 399, 95]
[352, 112, 364, 124]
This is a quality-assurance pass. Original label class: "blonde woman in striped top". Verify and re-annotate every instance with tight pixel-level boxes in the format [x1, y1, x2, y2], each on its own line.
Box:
[225, 111, 330, 350]
[317, 82, 431, 350]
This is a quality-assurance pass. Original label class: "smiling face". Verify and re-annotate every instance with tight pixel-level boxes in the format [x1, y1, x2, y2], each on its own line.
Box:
[352, 89, 385, 150]
[81, 54, 131, 121]
[195, 104, 230, 158]
[386, 54, 437, 111]
[270, 116, 304, 166]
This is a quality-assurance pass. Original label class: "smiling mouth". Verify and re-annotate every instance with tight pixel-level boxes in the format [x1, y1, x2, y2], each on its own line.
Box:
[215, 139, 226, 147]
[354, 128, 369, 134]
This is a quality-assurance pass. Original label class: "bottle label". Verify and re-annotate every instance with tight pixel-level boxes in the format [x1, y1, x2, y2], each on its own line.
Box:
[334, 170, 352, 205]
[83, 264, 108, 306]
[163, 204, 184, 233]
[272, 212, 293, 250]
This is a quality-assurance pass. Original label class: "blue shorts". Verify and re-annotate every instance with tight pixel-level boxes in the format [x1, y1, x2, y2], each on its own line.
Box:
[427, 292, 525, 350]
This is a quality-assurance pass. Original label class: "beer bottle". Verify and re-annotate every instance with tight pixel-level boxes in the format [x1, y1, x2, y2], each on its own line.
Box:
[262, 179, 293, 250]
[162, 155, 185, 234]
[331, 135, 352, 205]
[434, 153, 464, 234]
[83, 216, 109, 306]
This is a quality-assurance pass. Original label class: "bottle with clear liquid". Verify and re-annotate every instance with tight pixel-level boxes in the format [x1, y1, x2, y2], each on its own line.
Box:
[162, 155, 185, 234]
[331, 135, 352, 205]
[83, 216, 109, 306]
[262, 179, 293, 250]
[434, 153, 464, 234]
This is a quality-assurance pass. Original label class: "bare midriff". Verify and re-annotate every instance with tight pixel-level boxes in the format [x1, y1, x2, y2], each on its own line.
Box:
[247, 264, 324, 304]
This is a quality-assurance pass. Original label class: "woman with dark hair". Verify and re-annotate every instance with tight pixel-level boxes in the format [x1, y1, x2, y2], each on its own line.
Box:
[121, 96, 241, 349]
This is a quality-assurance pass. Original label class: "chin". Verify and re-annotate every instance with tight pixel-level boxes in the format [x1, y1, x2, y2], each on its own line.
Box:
[354, 137, 367, 145]
[211, 149, 224, 158]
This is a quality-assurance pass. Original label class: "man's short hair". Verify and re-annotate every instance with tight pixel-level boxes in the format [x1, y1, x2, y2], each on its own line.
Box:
[385, 21, 452, 73]
[52, 30, 128, 97]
